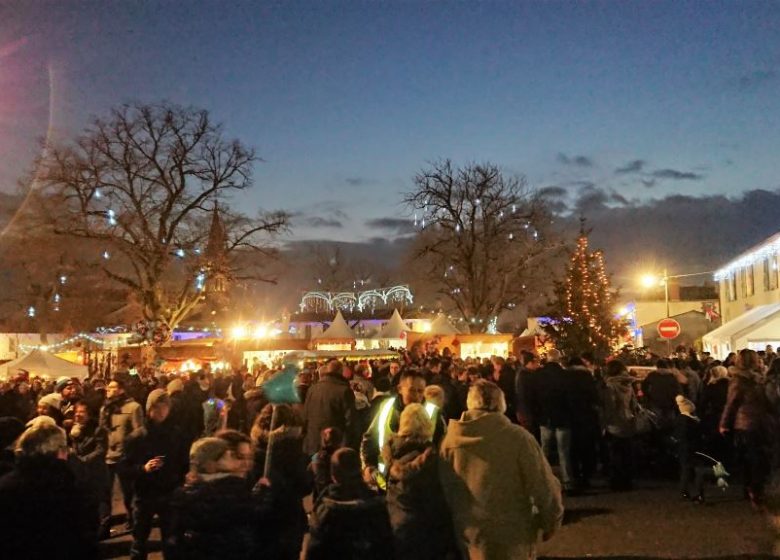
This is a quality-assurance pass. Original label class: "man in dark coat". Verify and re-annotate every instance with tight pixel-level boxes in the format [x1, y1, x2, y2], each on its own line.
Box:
[527, 349, 578, 493]
[641, 359, 683, 428]
[303, 360, 357, 454]
[69, 401, 111, 540]
[0, 423, 98, 559]
[568, 356, 601, 489]
[122, 390, 189, 560]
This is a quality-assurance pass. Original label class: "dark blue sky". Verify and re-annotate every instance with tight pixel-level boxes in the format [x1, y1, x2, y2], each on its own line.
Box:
[2, 1, 780, 243]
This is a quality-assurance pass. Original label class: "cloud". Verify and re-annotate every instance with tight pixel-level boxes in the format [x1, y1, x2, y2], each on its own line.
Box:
[650, 169, 704, 181]
[610, 192, 630, 205]
[365, 217, 416, 235]
[737, 69, 777, 90]
[574, 185, 609, 213]
[302, 216, 344, 228]
[615, 160, 645, 175]
[641, 179, 657, 188]
[345, 177, 372, 187]
[557, 153, 593, 167]
[538, 186, 567, 198]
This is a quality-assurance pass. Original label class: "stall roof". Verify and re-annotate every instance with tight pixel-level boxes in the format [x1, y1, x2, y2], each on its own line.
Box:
[429, 313, 461, 335]
[377, 309, 410, 339]
[314, 310, 356, 340]
[702, 302, 780, 346]
[0, 349, 88, 380]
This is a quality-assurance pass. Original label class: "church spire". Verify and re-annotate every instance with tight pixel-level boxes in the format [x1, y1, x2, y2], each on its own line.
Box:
[205, 203, 227, 260]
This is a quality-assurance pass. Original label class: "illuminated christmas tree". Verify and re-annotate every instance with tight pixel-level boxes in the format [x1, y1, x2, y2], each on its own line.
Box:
[545, 221, 626, 357]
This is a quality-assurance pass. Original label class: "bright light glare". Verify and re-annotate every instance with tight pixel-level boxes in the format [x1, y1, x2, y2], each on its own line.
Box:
[421, 321, 432, 333]
[640, 274, 659, 288]
[253, 325, 269, 339]
[619, 306, 629, 316]
[231, 325, 248, 339]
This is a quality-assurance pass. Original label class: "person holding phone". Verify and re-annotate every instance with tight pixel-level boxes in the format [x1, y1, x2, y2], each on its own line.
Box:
[122, 390, 188, 560]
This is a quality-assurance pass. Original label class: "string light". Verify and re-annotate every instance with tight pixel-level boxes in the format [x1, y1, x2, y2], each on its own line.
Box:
[19, 333, 105, 352]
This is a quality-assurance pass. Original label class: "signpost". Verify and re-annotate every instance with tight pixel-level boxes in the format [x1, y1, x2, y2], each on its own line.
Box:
[657, 318, 681, 340]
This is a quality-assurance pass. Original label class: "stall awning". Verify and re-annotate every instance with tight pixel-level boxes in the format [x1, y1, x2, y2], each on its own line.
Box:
[702, 302, 780, 348]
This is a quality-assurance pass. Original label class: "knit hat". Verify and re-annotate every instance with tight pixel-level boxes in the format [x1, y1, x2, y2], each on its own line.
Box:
[26, 415, 57, 429]
[145, 389, 169, 413]
[0, 417, 25, 449]
[38, 393, 62, 411]
[676, 394, 696, 416]
[55, 377, 75, 392]
[166, 378, 184, 395]
[189, 437, 229, 473]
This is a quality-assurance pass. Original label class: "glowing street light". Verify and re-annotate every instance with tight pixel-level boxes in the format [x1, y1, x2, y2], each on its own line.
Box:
[253, 324, 269, 339]
[230, 325, 248, 339]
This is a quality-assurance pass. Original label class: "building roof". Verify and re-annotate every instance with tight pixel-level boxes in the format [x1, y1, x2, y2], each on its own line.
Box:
[714, 230, 780, 281]
[702, 302, 780, 346]
[205, 203, 227, 260]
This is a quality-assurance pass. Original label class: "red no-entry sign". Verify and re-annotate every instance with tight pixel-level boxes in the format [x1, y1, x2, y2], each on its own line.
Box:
[657, 318, 681, 340]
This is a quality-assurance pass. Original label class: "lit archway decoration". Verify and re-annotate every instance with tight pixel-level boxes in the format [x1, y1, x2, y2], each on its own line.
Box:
[300, 284, 413, 313]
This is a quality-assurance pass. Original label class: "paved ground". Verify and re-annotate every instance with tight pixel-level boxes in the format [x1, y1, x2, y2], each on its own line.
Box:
[101, 477, 780, 559]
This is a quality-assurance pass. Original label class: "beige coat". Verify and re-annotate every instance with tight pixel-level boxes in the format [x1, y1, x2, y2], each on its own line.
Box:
[439, 410, 563, 560]
[101, 397, 144, 464]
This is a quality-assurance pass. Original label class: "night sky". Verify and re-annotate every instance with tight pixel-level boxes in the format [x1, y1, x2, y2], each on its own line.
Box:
[2, 1, 780, 263]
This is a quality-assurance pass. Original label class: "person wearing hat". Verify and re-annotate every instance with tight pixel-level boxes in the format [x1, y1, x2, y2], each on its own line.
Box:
[123, 389, 188, 560]
[57, 377, 81, 431]
[36, 393, 65, 426]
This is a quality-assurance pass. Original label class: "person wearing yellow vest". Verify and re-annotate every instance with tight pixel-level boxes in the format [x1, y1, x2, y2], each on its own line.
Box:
[360, 370, 446, 484]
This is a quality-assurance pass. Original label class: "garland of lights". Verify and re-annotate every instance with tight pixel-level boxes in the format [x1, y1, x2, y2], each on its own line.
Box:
[714, 235, 780, 281]
[20, 332, 105, 352]
[563, 233, 615, 348]
[299, 285, 414, 313]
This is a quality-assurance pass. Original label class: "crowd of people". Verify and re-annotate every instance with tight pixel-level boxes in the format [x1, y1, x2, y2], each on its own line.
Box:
[0, 342, 776, 559]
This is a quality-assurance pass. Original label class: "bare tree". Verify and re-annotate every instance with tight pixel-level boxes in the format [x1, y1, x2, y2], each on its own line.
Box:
[32, 102, 288, 340]
[404, 160, 560, 332]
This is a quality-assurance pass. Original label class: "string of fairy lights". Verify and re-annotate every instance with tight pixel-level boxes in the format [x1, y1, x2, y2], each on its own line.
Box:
[19, 332, 106, 353]
[564, 233, 614, 347]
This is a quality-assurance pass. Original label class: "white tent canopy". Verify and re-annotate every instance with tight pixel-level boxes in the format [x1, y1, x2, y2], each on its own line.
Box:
[315, 310, 356, 339]
[429, 313, 461, 335]
[702, 302, 780, 359]
[377, 309, 410, 339]
[0, 349, 88, 380]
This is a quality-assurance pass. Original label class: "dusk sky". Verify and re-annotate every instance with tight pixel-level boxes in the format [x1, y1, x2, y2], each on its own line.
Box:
[2, 1, 780, 251]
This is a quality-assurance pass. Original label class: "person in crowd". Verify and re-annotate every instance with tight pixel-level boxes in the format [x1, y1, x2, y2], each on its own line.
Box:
[306, 447, 395, 560]
[310, 426, 344, 499]
[568, 356, 601, 490]
[100, 377, 144, 533]
[700, 365, 731, 463]
[0, 423, 98, 559]
[180, 372, 209, 442]
[123, 389, 188, 560]
[361, 369, 447, 486]
[215, 429, 255, 482]
[720, 349, 771, 509]
[515, 351, 541, 438]
[491, 356, 518, 423]
[439, 380, 563, 559]
[250, 403, 309, 560]
[430, 361, 464, 422]
[69, 401, 111, 540]
[600, 359, 639, 491]
[168, 437, 258, 560]
[57, 377, 81, 430]
[527, 349, 578, 493]
[674, 359, 703, 406]
[0, 416, 25, 476]
[641, 359, 683, 430]
[36, 392, 65, 426]
[422, 356, 442, 385]
[675, 395, 707, 503]
[303, 359, 357, 454]
[382, 403, 457, 560]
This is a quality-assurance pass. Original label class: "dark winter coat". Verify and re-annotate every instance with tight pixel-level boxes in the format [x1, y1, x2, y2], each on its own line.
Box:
[382, 435, 457, 560]
[100, 394, 144, 464]
[720, 369, 769, 433]
[122, 418, 189, 499]
[0, 456, 99, 559]
[700, 378, 729, 434]
[303, 373, 357, 454]
[641, 369, 682, 413]
[493, 365, 518, 422]
[306, 481, 395, 560]
[528, 362, 577, 428]
[569, 365, 601, 429]
[251, 427, 310, 558]
[69, 420, 110, 502]
[168, 474, 257, 560]
[674, 414, 704, 462]
[601, 373, 638, 438]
